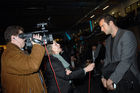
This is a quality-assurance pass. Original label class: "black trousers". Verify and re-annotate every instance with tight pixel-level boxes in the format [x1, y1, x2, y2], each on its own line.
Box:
[108, 70, 140, 93]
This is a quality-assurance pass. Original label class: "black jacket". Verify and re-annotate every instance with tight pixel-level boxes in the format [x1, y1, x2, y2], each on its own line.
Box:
[46, 55, 85, 93]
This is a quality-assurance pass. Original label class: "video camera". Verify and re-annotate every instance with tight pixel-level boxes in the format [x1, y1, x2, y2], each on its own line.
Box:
[19, 23, 53, 49]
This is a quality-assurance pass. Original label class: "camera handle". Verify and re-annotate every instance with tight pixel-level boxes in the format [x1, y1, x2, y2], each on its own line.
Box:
[32, 38, 42, 45]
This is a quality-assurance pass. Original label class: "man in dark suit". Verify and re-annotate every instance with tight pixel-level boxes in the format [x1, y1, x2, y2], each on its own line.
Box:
[99, 14, 140, 93]
[86, 44, 102, 75]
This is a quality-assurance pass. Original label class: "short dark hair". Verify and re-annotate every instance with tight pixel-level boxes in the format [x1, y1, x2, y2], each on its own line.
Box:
[4, 25, 24, 42]
[46, 44, 53, 55]
[98, 14, 117, 25]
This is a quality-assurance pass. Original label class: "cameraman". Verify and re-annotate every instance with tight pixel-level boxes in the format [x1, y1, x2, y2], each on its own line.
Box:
[1, 25, 47, 93]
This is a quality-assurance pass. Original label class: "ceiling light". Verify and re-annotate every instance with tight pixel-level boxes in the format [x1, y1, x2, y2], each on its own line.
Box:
[111, 11, 115, 15]
[103, 5, 109, 10]
[26, 7, 43, 10]
[90, 14, 95, 18]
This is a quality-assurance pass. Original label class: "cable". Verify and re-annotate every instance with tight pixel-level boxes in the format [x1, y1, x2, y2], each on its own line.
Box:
[88, 72, 91, 93]
[44, 41, 61, 93]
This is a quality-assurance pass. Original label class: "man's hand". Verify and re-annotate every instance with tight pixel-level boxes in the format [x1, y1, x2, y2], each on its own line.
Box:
[32, 34, 42, 45]
[101, 78, 107, 88]
[106, 79, 115, 90]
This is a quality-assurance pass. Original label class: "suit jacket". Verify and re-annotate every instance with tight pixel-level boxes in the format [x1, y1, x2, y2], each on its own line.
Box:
[102, 28, 140, 84]
[1, 43, 47, 93]
[46, 55, 85, 93]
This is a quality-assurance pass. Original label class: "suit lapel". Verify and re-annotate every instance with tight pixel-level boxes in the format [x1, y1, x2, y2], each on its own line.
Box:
[106, 36, 112, 62]
[112, 29, 121, 59]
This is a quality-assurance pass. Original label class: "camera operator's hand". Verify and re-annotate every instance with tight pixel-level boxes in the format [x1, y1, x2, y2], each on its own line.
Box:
[31, 34, 42, 45]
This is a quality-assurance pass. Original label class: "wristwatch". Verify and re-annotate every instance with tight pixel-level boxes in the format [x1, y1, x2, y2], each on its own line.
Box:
[112, 82, 117, 89]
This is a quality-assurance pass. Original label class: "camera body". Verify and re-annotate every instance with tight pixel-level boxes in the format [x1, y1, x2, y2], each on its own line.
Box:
[19, 23, 53, 49]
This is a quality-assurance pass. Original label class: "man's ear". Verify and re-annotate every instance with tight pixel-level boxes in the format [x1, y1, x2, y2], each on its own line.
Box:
[11, 35, 16, 40]
[109, 21, 114, 25]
